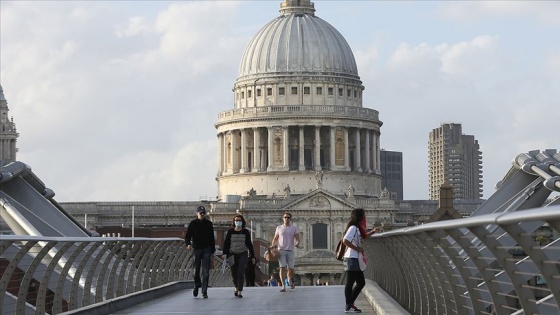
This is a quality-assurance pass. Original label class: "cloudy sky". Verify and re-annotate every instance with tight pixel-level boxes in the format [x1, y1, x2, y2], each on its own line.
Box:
[1, 1, 558, 202]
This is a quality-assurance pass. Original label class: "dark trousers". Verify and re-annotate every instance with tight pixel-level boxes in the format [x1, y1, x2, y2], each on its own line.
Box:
[193, 247, 212, 294]
[345, 270, 365, 305]
[230, 253, 248, 292]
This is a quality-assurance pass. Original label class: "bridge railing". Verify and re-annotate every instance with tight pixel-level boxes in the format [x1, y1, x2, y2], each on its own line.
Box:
[363, 204, 560, 315]
[0, 237, 231, 315]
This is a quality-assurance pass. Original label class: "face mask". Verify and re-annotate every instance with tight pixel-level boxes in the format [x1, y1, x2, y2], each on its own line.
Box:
[235, 221, 243, 228]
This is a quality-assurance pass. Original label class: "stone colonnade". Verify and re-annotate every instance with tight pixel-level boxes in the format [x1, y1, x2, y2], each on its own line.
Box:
[218, 125, 380, 175]
[0, 138, 17, 163]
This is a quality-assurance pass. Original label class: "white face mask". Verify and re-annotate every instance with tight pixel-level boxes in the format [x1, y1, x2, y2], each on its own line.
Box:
[235, 221, 243, 228]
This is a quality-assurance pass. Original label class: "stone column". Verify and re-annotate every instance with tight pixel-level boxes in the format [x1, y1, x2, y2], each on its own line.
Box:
[344, 128, 350, 171]
[283, 126, 289, 170]
[355, 128, 362, 172]
[373, 131, 378, 173]
[217, 133, 223, 175]
[223, 132, 229, 174]
[253, 127, 260, 172]
[299, 126, 305, 171]
[365, 130, 371, 173]
[314, 126, 321, 171]
[267, 127, 273, 171]
[330, 126, 336, 171]
[231, 130, 238, 173]
[240, 128, 246, 173]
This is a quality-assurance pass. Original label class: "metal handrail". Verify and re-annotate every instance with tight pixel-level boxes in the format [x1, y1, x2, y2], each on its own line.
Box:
[0, 237, 231, 315]
[363, 204, 560, 315]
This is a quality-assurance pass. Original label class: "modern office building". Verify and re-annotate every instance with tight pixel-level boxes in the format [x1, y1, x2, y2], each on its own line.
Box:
[0, 85, 18, 167]
[428, 123, 483, 200]
[380, 150, 403, 200]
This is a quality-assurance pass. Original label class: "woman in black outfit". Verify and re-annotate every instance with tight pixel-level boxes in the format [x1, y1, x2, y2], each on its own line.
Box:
[222, 214, 255, 298]
[342, 208, 381, 313]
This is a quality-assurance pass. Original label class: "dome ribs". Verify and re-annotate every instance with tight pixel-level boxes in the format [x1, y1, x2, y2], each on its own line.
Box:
[237, 9, 358, 78]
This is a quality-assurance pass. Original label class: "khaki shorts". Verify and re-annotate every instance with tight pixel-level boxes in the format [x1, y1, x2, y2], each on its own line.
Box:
[278, 249, 295, 269]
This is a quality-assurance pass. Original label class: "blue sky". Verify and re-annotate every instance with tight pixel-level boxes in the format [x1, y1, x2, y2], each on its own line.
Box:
[1, 1, 559, 201]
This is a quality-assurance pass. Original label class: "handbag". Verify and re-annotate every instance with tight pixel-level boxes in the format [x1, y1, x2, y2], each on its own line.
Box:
[336, 227, 359, 261]
[335, 238, 346, 261]
[227, 255, 235, 267]
[264, 248, 279, 262]
[358, 252, 367, 271]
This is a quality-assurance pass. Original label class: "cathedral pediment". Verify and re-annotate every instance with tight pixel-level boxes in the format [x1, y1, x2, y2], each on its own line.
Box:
[283, 189, 355, 211]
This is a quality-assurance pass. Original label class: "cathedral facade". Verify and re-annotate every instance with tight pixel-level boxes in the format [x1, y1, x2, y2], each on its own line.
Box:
[211, 0, 388, 285]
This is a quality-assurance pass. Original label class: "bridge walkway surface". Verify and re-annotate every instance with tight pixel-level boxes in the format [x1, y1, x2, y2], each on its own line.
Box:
[109, 285, 376, 315]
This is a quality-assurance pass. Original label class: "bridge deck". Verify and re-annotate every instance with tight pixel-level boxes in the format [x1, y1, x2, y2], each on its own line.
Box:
[110, 285, 375, 315]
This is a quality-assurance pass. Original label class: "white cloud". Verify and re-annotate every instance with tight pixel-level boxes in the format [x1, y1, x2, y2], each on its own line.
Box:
[116, 16, 151, 38]
[437, 2, 560, 25]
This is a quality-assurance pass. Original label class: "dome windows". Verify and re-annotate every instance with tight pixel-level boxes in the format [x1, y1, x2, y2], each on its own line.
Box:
[233, 81, 362, 108]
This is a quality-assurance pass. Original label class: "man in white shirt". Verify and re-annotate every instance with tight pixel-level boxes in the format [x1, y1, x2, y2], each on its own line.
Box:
[270, 212, 301, 292]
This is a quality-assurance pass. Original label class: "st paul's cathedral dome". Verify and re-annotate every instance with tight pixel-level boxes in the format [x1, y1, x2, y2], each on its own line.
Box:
[215, 0, 383, 201]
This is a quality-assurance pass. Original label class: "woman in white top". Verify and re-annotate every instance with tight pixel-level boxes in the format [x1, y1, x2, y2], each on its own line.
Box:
[342, 208, 381, 313]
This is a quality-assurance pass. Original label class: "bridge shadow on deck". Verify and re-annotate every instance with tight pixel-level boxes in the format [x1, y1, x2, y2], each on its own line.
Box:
[110, 285, 375, 315]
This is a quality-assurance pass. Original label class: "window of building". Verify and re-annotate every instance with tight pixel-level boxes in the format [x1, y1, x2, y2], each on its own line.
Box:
[316, 87, 322, 95]
[304, 87, 310, 94]
[248, 90, 252, 98]
[279, 87, 285, 95]
[257, 89, 261, 97]
[354, 90, 357, 98]
[347, 89, 351, 97]
[328, 87, 333, 95]
[312, 223, 328, 249]
[241, 91, 245, 99]
[338, 88, 343, 96]
[291, 87, 298, 94]
[267, 88, 272, 96]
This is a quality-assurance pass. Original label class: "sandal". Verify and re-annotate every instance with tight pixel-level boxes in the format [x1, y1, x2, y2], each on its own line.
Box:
[280, 287, 286, 292]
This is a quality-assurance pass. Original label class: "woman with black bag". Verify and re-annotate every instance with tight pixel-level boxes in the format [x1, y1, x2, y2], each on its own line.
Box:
[342, 208, 381, 313]
[222, 214, 255, 298]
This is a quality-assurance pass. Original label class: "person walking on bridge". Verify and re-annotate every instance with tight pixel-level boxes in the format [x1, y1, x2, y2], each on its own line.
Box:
[270, 211, 301, 292]
[185, 206, 215, 299]
[222, 214, 255, 298]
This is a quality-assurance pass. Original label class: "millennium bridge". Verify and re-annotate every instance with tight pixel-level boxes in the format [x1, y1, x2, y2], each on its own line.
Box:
[1, 150, 559, 315]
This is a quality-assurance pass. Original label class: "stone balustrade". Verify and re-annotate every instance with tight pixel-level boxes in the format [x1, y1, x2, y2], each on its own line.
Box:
[217, 105, 379, 123]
